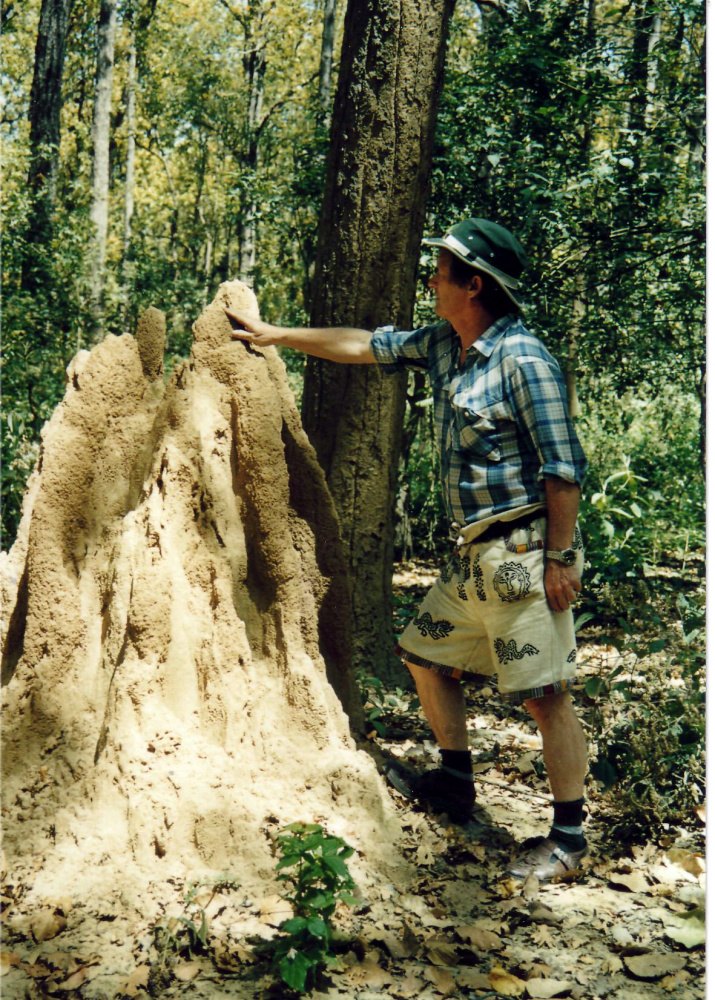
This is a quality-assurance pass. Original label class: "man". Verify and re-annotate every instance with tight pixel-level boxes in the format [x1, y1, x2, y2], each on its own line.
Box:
[226, 218, 589, 880]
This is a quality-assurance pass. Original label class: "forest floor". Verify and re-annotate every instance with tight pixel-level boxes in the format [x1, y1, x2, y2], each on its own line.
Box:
[1, 561, 705, 1000]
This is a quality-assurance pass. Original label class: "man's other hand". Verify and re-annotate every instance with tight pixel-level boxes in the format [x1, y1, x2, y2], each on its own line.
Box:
[544, 559, 582, 613]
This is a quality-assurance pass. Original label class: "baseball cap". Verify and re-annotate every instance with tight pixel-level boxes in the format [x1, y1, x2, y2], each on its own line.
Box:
[422, 218, 528, 308]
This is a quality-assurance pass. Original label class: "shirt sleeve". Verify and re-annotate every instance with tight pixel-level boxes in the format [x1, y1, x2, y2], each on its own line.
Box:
[370, 324, 436, 374]
[508, 358, 588, 485]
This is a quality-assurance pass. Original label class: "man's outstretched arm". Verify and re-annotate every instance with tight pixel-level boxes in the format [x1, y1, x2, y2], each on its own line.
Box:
[225, 308, 377, 364]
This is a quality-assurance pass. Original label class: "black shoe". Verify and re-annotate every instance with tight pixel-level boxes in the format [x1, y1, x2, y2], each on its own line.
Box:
[386, 764, 476, 824]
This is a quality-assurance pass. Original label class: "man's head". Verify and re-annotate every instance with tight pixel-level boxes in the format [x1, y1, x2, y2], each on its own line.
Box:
[423, 218, 528, 315]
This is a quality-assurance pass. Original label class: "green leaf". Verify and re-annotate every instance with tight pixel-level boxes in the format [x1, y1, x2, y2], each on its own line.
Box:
[323, 854, 349, 878]
[574, 611, 595, 632]
[648, 638, 667, 653]
[585, 677, 604, 698]
[307, 916, 327, 938]
[591, 756, 618, 789]
[280, 951, 311, 993]
[281, 916, 307, 934]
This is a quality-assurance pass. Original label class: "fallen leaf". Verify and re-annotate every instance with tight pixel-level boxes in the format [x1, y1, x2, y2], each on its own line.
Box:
[531, 925, 554, 948]
[415, 844, 435, 866]
[455, 968, 492, 989]
[454, 925, 502, 950]
[528, 903, 561, 927]
[609, 871, 650, 893]
[521, 873, 540, 901]
[525, 979, 572, 999]
[601, 954, 623, 973]
[694, 804, 705, 824]
[489, 964, 526, 996]
[662, 969, 692, 992]
[0, 952, 21, 976]
[424, 965, 457, 994]
[173, 960, 202, 982]
[56, 967, 88, 991]
[23, 962, 53, 979]
[523, 961, 552, 978]
[257, 894, 293, 927]
[116, 964, 150, 997]
[425, 939, 460, 966]
[622, 952, 687, 979]
[343, 959, 393, 988]
[661, 907, 706, 948]
[495, 878, 519, 900]
[30, 909, 67, 942]
[392, 971, 425, 997]
[665, 848, 705, 878]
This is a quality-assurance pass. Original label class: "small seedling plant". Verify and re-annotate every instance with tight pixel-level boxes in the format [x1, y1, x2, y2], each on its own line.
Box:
[152, 874, 240, 988]
[272, 822, 357, 994]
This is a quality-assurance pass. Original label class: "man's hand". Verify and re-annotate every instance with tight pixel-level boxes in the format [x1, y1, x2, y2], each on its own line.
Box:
[225, 308, 283, 347]
[544, 559, 582, 613]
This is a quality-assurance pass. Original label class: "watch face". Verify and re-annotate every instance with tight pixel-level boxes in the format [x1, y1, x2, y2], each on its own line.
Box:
[562, 549, 577, 565]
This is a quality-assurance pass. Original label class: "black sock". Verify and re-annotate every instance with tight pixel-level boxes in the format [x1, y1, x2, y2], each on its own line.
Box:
[439, 749, 473, 781]
[549, 797, 587, 851]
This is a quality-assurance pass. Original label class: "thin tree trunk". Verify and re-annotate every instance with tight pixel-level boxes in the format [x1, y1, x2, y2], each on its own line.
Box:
[238, 39, 265, 284]
[88, 0, 118, 341]
[318, 0, 337, 114]
[23, 0, 76, 296]
[122, 4, 137, 331]
[302, 0, 455, 679]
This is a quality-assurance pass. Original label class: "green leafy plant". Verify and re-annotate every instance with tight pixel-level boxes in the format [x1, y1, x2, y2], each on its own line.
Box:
[355, 669, 420, 737]
[586, 596, 705, 840]
[272, 823, 357, 994]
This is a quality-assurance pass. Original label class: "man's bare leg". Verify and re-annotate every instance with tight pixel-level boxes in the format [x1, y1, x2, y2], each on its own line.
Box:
[523, 690, 587, 800]
[509, 690, 588, 878]
[406, 662, 469, 750]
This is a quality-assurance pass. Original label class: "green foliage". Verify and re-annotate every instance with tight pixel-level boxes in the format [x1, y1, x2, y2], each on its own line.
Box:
[586, 592, 705, 840]
[355, 669, 420, 737]
[271, 823, 356, 994]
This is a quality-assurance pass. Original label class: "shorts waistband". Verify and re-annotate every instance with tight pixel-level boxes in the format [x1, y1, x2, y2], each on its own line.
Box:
[475, 510, 546, 544]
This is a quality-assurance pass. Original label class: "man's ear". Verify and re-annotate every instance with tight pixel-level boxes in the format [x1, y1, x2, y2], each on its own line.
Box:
[468, 273, 483, 300]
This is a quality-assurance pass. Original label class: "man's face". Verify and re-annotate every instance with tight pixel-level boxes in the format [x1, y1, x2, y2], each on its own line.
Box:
[428, 250, 471, 322]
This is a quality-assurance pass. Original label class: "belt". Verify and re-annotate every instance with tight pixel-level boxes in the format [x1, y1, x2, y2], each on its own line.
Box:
[476, 510, 546, 543]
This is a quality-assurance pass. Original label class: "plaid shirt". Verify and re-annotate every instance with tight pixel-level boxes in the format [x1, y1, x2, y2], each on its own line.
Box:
[371, 315, 587, 528]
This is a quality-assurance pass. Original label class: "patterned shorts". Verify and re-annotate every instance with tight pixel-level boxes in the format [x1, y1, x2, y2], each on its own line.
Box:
[396, 517, 585, 704]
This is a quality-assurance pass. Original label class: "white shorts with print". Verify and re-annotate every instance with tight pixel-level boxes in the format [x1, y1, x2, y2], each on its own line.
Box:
[396, 517, 584, 704]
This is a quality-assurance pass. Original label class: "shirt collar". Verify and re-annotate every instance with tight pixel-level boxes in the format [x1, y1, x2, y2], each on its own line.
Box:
[469, 314, 518, 359]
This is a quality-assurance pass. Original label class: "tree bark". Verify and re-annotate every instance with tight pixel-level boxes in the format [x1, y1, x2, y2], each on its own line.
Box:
[88, 0, 118, 341]
[23, 0, 76, 294]
[302, 0, 455, 679]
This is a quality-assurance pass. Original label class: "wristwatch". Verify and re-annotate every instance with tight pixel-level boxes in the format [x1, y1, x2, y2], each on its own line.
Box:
[546, 548, 577, 566]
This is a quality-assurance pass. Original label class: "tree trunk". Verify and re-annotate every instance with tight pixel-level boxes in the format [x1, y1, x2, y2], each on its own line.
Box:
[318, 0, 337, 114]
[121, 4, 137, 331]
[302, 0, 455, 679]
[23, 0, 76, 295]
[88, 0, 118, 341]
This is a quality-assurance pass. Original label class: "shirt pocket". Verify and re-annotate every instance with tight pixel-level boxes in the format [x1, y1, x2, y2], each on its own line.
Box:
[454, 406, 502, 461]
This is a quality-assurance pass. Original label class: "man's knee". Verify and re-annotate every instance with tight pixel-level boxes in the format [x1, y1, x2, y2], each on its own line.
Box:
[524, 690, 572, 729]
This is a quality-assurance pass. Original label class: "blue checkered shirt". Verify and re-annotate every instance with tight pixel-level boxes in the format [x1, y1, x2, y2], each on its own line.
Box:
[371, 315, 587, 528]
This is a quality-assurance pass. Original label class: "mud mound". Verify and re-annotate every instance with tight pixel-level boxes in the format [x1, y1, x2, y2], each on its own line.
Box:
[0, 283, 404, 940]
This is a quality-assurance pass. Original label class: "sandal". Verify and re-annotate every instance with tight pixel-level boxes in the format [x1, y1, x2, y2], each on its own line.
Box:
[508, 836, 587, 880]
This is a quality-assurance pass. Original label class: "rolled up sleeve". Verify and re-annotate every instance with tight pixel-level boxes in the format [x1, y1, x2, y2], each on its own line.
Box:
[509, 359, 588, 486]
[371, 324, 436, 374]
